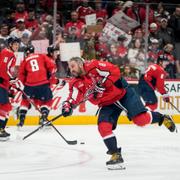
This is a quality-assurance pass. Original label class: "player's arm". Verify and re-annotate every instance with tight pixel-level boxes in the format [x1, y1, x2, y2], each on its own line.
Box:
[18, 60, 27, 84]
[7, 56, 17, 79]
[62, 79, 85, 117]
[93, 60, 120, 86]
[155, 71, 166, 95]
[44, 55, 58, 84]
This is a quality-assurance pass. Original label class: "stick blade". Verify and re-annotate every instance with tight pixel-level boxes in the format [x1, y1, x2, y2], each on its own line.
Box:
[67, 140, 78, 145]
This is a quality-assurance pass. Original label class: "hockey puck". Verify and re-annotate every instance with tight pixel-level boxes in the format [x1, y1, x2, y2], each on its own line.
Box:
[80, 142, 85, 145]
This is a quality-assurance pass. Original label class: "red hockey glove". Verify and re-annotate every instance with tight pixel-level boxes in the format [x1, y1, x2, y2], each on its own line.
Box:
[62, 101, 73, 117]
[162, 93, 170, 102]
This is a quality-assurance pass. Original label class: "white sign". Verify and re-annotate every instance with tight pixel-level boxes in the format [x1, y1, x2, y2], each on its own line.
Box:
[85, 14, 96, 26]
[108, 11, 140, 33]
[31, 39, 49, 54]
[102, 22, 131, 46]
[60, 42, 81, 61]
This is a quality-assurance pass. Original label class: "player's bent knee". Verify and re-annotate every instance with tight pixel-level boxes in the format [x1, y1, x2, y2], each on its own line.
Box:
[132, 112, 152, 126]
[146, 103, 158, 111]
[98, 122, 113, 138]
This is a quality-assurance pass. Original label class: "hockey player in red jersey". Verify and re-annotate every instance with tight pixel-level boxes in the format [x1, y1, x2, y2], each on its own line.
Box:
[0, 36, 20, 140]
[61, 57, 177, 170]
[15, 45, 58, 127]
[138, 55, 170, 111]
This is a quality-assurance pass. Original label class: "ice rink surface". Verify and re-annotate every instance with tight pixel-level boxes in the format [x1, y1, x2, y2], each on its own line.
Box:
[0, 124, 180, 180]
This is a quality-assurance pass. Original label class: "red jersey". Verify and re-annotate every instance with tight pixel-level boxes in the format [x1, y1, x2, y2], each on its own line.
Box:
[144, 64, 167, 94]
[0, 48, 16, 89]
[65, 20, 85, 37]
[18, 53, 56, 86]
[76, 6, 95, 23]
[95, 9, 108, 19]
[67, 60, 126, 107]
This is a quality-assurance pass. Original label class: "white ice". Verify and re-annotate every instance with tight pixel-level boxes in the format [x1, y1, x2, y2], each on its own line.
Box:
[0, 124, 180, 180]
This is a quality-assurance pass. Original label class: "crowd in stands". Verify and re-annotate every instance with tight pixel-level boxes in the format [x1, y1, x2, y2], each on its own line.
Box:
[0, 0, 180, 79]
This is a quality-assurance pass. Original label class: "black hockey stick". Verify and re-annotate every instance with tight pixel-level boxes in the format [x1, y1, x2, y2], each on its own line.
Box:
[168, 101, 180, 114]
[23, 113, 77, 145]
[18, 88, 77, 145]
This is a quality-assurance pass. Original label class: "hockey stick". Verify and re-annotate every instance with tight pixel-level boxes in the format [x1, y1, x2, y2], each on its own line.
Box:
[22, 84, 96, 140]
[23, 113, 77, 145]
[18, 88, 77, 145]
[168, 101, 180, 114]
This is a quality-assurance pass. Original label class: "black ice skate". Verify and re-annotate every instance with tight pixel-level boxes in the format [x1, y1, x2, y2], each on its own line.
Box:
[106, 151, 125, 170]
[17, 119, 24, 127]
[39, 116, 51, 129]
[0, 128, 10, 141]
[159, 115, 177, 132]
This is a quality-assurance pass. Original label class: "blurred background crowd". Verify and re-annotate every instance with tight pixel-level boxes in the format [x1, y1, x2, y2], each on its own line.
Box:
[0, 0, 180, 79]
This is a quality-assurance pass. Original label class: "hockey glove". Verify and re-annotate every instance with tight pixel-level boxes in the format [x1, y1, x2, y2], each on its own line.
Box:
[10, 79, 24, 91]
[94, 82, 105, 99]
[162, 93, 170, 102]
[62, 101, 73, 117]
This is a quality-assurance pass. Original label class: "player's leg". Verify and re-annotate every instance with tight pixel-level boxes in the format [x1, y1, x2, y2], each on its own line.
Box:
[0, 87, 11, 140]
[98, 104, 125, 170]
[17, 99, 30, 127]
[36, 84, 53, 125]
[121, 86, 177, 132]
[137, 77, 158, 111]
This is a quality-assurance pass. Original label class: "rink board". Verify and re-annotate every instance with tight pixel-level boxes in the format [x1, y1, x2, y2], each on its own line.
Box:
[7, 114, 180, 126]
[8, 80, 180, 125]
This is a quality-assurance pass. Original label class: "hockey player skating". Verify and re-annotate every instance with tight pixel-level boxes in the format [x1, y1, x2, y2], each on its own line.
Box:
[0, 36, 20, 140]
[61, 57, 177, 170]
[138, 55, 171, 111]
[14, 45, 58, 127]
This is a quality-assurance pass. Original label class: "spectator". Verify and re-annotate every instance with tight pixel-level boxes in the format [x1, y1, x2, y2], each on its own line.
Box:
[10, 18, 32, 39]
[148, 23, 159, 43]
[117, 35, 128, 65]
[106, 43, 122, 67]
[168, 5, 180, 75]
[112, 1, 124, 15]
[14, 0, 28, 21]
[0, 24, 10, 46]
[76, 0, 94, 23]
[148, 38, 162, 64]
[127, 38, 146, 77]
[25, 9, 39, 32]
[82, 32, 96, 60]
[64, 11, 85, 38]
[95, 1, 108, 22]
[121, 65, 138, 80]
[157, 17, 174, 48]
[95, 34, 109, 60]
[159, 43, 177, 79]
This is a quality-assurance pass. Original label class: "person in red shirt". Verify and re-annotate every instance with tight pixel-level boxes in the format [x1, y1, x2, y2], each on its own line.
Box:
[95, 2, 108, 23]
[0, 36, 20, 140]
[61, 57, 177, 170]
[65, 11, 85, 38]
[16, 45, 57, 127]
[14, 0, 28, 21]
[76, 0, 95, 23]
[138, 55, 170, 111]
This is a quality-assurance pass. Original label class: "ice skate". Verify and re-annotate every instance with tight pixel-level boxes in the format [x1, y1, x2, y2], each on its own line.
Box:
[39, 116, 51, 129]
[106, 151, 125, 170]
[17, 119, 24, 128]
[0, 128, 10, 141]
[160, 115, 177, 132]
